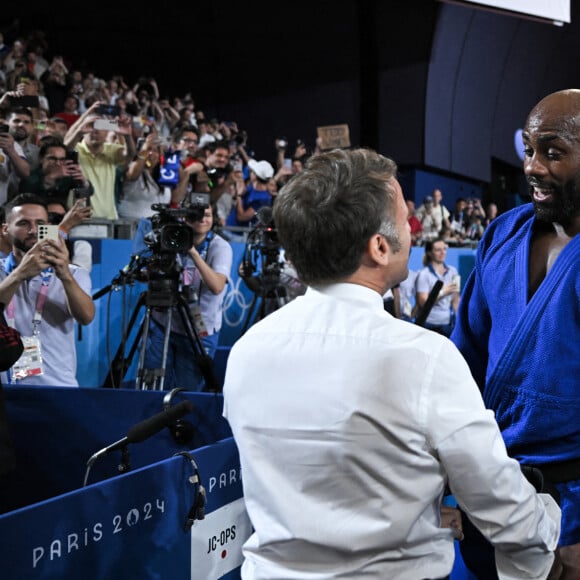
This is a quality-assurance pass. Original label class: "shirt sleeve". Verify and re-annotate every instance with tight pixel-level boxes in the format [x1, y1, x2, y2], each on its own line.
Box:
[208, 237, 233, 279]
[425, 340, 560, 578]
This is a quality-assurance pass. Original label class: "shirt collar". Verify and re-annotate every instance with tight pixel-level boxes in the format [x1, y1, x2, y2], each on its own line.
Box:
[308, 282, 384, 310]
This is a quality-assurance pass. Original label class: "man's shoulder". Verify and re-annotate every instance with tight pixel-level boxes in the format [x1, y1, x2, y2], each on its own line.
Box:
[482, 204, 533, 241]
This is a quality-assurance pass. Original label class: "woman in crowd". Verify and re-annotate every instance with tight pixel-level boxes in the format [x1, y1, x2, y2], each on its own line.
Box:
[415, 238, 460, 337]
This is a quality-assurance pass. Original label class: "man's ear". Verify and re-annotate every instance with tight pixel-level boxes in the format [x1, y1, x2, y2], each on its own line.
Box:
[367, 233, 390, 266]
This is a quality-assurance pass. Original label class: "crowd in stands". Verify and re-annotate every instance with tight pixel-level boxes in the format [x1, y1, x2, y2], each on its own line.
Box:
[407, 188, 498, 247]
[0, 24, 321, 235]
[0, 23, 504, 246]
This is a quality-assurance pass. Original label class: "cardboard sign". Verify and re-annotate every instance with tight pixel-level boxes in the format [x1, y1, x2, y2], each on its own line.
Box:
[317, 124, 351, 150]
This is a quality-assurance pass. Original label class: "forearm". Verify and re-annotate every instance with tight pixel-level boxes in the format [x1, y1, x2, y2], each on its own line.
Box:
[188, 253, 227, 294]
[123, 134, 137, 162]
[0, 272, 25, 307]
[7, 151, 30, 178]
[60, 276, 95, 325]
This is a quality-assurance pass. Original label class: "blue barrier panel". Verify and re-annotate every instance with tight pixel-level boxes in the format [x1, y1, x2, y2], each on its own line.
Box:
[78, 240, 477, 388]
[0, 387, 249, 579]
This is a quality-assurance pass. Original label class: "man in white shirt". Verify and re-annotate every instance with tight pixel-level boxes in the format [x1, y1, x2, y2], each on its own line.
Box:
[223, 148, 561, 579]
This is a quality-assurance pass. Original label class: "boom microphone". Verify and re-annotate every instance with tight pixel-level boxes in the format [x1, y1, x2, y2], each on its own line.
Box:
[88, 400, 194, 460]
[127, 400, 193, 443]
[415, 280, 444, 327]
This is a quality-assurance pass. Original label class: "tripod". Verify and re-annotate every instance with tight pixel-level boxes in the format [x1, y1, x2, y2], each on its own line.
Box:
[102, 275, 219, 392]
[240, 263, 290, 336]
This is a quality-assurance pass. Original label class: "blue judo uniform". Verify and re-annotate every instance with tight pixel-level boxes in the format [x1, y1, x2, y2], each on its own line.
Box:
[452, 203, 580, 554]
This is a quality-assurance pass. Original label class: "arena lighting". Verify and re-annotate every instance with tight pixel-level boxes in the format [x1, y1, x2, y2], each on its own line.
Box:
[437, 0, 570, 26]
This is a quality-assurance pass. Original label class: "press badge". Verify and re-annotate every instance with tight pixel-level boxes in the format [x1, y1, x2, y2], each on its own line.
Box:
[12, 336, 44, 380]
[189, 303, 209, 338]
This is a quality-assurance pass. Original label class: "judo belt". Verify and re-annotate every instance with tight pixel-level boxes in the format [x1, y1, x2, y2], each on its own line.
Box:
[520, 457, 580, 505]
[534, 457, 580, 484]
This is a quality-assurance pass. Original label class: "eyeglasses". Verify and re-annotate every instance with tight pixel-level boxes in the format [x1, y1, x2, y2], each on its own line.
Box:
[45, 156, 67, 162]
[181, 138, 198, 144]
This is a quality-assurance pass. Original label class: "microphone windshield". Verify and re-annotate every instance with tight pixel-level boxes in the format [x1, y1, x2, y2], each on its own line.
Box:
[127, 400, 194, 443]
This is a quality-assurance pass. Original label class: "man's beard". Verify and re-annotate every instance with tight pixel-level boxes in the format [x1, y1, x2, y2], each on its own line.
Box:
[529, 180, 580, 225]
[13, 236, 35, 253]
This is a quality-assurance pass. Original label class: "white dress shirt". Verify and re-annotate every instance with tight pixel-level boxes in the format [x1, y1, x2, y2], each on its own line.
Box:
[223, 283, 559, 579]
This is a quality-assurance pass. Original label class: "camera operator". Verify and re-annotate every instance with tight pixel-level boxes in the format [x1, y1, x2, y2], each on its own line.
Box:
[143, 203, 233, 391]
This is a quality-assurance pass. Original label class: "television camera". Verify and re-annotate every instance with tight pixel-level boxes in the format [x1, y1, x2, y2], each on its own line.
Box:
[239, 207, 305, 332]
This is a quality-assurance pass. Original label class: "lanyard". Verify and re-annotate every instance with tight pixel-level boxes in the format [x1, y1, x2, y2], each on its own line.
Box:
[5, 253, 54, 334]
[182, 232, 213, 295]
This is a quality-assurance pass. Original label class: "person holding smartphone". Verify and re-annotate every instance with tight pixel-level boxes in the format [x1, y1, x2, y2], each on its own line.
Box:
[0, 193, 94, 387]
[18, 137, 93, 209]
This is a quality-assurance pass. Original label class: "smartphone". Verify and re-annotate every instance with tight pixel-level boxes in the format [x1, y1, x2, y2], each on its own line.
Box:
[66, 150, 79, 164]
[10, 95, 40, 108]
[283, 158, 292, 169]
[94, 119, 119, 132]
[73, 187, 91, 208]
[38, 224, 60, 242]
[452, 275, 461, 292]
[96, 104, 121, 117]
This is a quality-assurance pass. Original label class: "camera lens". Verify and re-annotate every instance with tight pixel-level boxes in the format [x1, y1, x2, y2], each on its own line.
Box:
[160, 224, 193, 253]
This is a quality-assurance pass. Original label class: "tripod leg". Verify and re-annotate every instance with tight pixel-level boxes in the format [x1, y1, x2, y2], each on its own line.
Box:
[175, 296, 220, 392]
[136, 308, 173, 391]
[102, 291, 146, 388]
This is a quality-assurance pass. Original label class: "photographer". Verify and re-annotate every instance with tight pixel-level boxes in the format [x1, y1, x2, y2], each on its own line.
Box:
[143, 203, 233, 391]
[176, 140, 231, 206]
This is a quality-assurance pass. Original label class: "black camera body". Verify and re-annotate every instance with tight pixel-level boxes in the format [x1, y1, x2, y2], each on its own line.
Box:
[144, 192, 210, 259]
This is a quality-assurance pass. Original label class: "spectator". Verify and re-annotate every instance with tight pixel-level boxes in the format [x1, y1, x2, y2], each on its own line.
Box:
[52, 93, 80, 129]
[183, 140, 232, 205]
[117, 132, 187, 220]
[229, 159, 275, 228]
[415, 194, 439, 242]
[415, 238, 460, 337]
[415, 189, 449, 242]
[18, 138, 92, 208]
[0, 115, 30, 206]
[483, 201, 498, 227]
[465, 212, 485, 242]
[398, 267, 419, 322]
[449, 197, 468, 240]
[64, 101, 136, 219]
[6, 106, 39, 171]
[406, 199, 423, 244]
[40, 56, 69, 116]
[0, 193, 94, 386]
[223, 147, 560, 579]
[432, 187, 451, 230]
